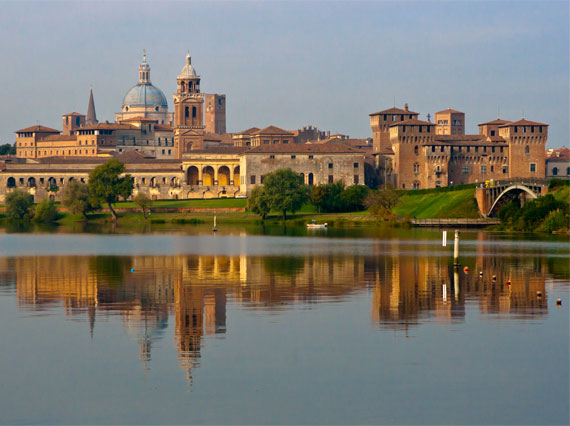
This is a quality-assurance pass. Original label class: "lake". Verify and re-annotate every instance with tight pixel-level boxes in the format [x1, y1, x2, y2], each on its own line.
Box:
[0, 226, 568, 424]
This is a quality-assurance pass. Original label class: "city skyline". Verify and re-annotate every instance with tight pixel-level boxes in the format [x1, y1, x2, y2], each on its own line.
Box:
[0, 1, 568, 147]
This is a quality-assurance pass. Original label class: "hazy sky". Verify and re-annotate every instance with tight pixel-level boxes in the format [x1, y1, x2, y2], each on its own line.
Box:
[0, 1, 568, 147]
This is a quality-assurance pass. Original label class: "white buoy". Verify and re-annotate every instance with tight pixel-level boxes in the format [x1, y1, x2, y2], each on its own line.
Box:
[442, 231, 447, 247]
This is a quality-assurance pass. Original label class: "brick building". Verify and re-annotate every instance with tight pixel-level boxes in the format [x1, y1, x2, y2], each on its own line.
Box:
[371, 104, 549, 189]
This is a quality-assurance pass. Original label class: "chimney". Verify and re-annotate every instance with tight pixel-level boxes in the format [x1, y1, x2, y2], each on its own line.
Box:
[404, 103, 409, 112]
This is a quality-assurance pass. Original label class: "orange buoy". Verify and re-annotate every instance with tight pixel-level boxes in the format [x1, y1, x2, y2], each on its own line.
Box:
[556, 298, 562, 306]
[463, 266, 470, 273]
[492, 275, 497, 281]
[506, 280, 511, 285]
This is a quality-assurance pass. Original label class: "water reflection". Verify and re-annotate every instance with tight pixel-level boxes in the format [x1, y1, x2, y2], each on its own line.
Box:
[0, 246, 563, 383]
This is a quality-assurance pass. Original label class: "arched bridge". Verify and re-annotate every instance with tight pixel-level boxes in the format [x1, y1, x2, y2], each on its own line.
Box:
[475, 179, 549, 217]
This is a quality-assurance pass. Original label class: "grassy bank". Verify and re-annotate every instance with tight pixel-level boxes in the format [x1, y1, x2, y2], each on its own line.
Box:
[394, 186, 480, 219]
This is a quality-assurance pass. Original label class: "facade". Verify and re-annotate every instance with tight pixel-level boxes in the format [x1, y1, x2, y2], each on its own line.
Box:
[239, 143, 365, 194]
[369, 104, 419, 156]
[546, 147, 570, 178]
[204, 94, 226, 134]
[115, 52, 173, 125]
[435, 108, 465, 135]
[232, 126, 295, 147]
[371, 105, 549, 189]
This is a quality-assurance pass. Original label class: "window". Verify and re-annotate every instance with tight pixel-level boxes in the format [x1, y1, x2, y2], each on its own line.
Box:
[530, 163, 537, 172]
[354, 175, 359, 184]
[308, 155, 314, 159]
[291, 155, 296, 159]
[250, 175, 256, 184]
[269, 155, 275, 159]
[462, 166, 469, 174]
[525, 146, 530, 154]
[354, 162, 359, 168]
[273, 140, 279, 144]
[185, 107, 189, 118]
[260, 175, 264, 184]
[414, 145, 418, 155]
[414, 163, 420, 173]
[552, 167, 558, 176]
[500, 147, 504, 153]
[481, 165, 487, 174]
[328, 175, 333, 183]
[490, 130, 495, 136]
[413, 182, 420, 189]
[283, 140, 289, 144]
[168, 149, 171, 154]
[192, 106, 197, 118]
[491, 166, 494, 172]
[328, 163, 333, 169]
[436, 181, 441, 188]
[431, 146, 435, 153]
[503, 166, 508, 174]
[263, 140, 270, 145]
[492, 147, 495, 153]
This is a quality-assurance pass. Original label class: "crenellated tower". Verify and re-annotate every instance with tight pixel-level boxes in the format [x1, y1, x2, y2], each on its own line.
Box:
[173, 52, 204, 157]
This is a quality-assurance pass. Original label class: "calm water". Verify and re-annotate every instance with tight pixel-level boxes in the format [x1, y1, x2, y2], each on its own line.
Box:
[0, 227, 568, 425]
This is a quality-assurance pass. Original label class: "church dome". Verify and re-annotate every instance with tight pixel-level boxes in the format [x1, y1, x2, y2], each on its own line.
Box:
[179, 52, 198, 77]
[122, 83, 168, 108]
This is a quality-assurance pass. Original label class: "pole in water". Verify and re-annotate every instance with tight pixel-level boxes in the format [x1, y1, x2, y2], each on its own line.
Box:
[442, 230, 447, 247]
[453, 229, 460, 266]
[213, 215, 217, 232]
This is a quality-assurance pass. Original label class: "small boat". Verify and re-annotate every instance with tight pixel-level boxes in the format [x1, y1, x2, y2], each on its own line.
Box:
[306, 220, 327, 229]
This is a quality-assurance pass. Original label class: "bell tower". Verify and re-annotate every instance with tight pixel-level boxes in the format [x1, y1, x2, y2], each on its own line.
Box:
[173, 52, 204, 157]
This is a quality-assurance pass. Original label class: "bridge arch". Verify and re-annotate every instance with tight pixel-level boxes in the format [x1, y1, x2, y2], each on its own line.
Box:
[488, 184, 538, 216]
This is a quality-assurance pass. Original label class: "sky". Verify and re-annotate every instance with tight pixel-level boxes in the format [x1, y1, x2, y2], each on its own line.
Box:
[0, 1, 568, 148]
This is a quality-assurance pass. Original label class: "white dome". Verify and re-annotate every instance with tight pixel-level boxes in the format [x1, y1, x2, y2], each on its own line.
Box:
[179, 53, 197, 77]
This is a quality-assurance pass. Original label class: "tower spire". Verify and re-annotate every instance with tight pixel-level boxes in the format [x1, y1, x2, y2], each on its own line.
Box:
[86, 87, 98, 125]
[139, 49, 151, 84]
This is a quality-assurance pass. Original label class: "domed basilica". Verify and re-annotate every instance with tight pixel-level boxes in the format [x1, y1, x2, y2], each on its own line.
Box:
[115, 51, 174, 125]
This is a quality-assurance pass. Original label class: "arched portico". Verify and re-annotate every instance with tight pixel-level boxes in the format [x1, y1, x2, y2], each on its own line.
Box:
[233, 166, 240, 185]
[218, 166, 230, 186]
[187, 166, 200, 185]
[7, 177, 16, 188]
[202, 166, 214, 186]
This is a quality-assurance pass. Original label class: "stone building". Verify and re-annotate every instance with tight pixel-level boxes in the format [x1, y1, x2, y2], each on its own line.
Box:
[371, 104, 549, 189]
[232, 126, 295, 147]
[545, 147, 569, 178]
[239, 143, 365, 194]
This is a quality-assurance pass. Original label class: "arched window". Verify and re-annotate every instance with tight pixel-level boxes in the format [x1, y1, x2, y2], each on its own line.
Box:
[7, 177, 16, 188]
[567, 167, 570, 176]
[414, 145, 418, 155]
[185, 106, 189, 118]
[552, 167, 558, 176]
[413, 163, 420, 173]
[192, 106, 197, 118]
[525, 145, 529, 154]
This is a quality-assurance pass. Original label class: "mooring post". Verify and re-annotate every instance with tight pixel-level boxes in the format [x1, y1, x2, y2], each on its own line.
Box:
[453, 229, 460, 266]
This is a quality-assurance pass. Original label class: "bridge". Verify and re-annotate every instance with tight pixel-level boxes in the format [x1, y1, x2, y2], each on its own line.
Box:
[475, 179, 549, 217]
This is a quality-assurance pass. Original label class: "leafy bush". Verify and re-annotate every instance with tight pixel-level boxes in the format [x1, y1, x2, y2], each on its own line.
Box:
[5, 190, 34, 220]
[310, 183, 368, 213]
[365, 188, 400, 220]
[548, 178, 570, 190]
[498, 193, 568, 232]
[62, 181, 94, 220]
[539, 209, 568, 233]
[33, 199, 59, 223]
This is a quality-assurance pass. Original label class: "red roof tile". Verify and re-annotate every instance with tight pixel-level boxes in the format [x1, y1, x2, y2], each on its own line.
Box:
[478, 118, 510, 126]
[253, 126, 295, 136]
[247, 143, 363, 154]
[62, 112, 85, 116]
[499, 119, 548, 127]
[435, 108, 464, 114]
[389, 118, 434, 127]
[369, 107, 419, 116]
[15, 125, 60, 134]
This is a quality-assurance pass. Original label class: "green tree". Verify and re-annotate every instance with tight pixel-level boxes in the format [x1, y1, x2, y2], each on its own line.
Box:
[33, 199, 59, 223]
[134, 193, 153, 219]
[338, 185, 369, 212]
[365, 187, 400, 220]
[0, 143, 16, 156]
[88, 159, 134, 222]
[62, 180, 94, 221]
[247, 186, 271, 220]
[263, 168, 308, 221]
[5, 190, 34, 221]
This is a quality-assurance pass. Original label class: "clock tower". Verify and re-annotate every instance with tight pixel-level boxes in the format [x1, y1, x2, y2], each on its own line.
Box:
[173, 52, 204, 157]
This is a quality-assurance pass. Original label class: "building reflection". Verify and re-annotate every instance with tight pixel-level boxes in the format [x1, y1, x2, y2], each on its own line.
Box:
[5, 248, 553, 381]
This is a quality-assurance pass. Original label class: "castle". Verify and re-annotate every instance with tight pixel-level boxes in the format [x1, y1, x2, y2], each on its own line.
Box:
[370, 105, 549, 189]
[0, 51, 556, 204]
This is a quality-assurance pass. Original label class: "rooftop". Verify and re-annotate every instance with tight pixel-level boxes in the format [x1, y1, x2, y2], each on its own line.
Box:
[15, 125, 60, 134]
[390, 118, 434, 127]
[499, 119, 549, 127]
[435, 108, 464, 114]
[369, 107, 419, 116]
[247, 143, 363, 154]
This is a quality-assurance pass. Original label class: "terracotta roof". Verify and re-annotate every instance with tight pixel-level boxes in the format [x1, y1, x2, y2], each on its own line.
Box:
[119, 116, 158, 122]
[39, 135, 77, 142]
[36, 156, 108, 164]
[79, 123, 136, 131]
[499, 119, 548, 127]
[313, 138, 372, 148]
[390, 118, 434, 127]
[15, 125, 60, 134]
[434, 135, 486, 142]
[234, 127, 260, 135]
[247, 143, 363, 154]
[186, 146, 249, 155]
[204, 133, 234, 144]
[62, 112, 85, 117]
[253, 126, 295, 136]
[116, 150, 156, 162]
[154, 124, 173, 131]
[478, 118, 510, 126]
[546, 147, 570, 161]
[435, 108, 464, 114]
[369, 107, 419, 116]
